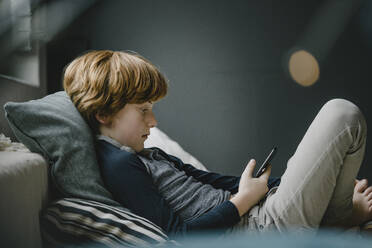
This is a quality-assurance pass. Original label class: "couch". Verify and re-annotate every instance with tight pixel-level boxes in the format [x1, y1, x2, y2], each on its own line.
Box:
[0, 124, 207, 248]
[0, 138, 49, 248]
[1, 92, 372, 248]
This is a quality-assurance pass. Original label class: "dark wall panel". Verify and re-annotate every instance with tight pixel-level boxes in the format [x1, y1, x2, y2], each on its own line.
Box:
[46, 0, 372, 179]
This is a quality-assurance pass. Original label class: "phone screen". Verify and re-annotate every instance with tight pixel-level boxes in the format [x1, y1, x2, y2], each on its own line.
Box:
[255, 147, 277, 178]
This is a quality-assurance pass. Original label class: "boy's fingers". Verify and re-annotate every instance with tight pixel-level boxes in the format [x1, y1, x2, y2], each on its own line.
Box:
[260, 164, 272, 180]
[244, 159, 256, 178]
[355, 179, 368, 193]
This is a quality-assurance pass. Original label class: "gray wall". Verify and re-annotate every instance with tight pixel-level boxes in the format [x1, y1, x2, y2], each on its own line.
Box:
[45, 0, 372, 179]
[0, 44, 47, 141]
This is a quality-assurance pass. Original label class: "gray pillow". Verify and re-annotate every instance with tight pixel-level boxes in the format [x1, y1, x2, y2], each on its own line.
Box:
[4, 91, 119, 206]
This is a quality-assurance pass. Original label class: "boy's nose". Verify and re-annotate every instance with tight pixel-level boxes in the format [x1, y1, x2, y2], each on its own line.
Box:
[148, 112, 157, 128]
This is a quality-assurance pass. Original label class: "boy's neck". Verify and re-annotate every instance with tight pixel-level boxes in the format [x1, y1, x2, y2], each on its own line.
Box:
[96, 134, 136, 154]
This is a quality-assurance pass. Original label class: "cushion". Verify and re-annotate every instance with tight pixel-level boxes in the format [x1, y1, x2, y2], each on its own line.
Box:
[145, 127, 208, 171]
[3, 91, 119, 206]
[40, 198, 172, 248]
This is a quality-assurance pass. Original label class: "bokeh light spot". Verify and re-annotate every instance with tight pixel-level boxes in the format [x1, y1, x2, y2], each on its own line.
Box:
[288, 50, 320, 87]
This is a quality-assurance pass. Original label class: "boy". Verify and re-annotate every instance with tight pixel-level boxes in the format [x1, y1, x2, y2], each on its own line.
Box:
[63, 50, 372, 237]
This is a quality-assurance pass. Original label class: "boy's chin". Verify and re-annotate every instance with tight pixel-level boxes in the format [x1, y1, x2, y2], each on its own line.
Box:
[133, 144, 145, 153]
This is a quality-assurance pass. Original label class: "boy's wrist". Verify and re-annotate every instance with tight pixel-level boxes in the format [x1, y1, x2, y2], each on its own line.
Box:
[229, 192, 257, 217]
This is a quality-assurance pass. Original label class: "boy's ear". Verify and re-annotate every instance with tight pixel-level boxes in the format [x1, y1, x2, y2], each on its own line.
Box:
[95, 113, 110, 125]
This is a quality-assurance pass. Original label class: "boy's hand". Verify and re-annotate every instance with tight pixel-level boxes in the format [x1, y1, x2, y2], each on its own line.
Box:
[239, 159, 270, 197]
[230, 159, 271, 217]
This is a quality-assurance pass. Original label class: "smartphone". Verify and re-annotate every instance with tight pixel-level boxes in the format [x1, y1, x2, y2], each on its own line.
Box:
[255, 147, 277, 178]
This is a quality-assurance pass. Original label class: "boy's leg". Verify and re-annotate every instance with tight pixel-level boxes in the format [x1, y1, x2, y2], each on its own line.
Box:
[263, 99, 367, 233]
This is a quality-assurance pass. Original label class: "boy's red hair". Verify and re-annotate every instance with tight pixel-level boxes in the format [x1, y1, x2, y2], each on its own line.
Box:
[63, 50, 168, 133]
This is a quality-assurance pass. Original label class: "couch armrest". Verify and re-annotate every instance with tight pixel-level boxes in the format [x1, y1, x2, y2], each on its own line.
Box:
[0, 151, 48, 248]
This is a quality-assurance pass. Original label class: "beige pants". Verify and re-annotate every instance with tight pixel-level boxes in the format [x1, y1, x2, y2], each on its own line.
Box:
[229, 99, 367, 235]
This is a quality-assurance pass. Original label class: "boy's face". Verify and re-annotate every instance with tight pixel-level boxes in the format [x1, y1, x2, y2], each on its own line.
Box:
[98, 101, 157, 152]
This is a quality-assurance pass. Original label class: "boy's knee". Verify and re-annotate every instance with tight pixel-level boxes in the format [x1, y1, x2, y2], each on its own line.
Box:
[322, 99, 367, 131]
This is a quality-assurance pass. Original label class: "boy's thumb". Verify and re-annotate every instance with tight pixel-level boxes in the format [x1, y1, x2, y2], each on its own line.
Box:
[245, 159, 256, 177]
